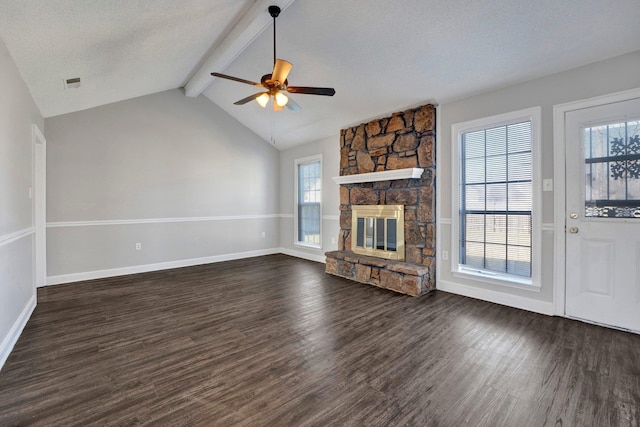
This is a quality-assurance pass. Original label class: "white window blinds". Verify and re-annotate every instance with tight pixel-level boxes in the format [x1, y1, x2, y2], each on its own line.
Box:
[460, 121, 532, 277]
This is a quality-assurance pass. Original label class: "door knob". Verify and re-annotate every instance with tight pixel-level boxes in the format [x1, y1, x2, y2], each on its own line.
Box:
[570, 212, 578, 219]
[569, 226, 579, 233]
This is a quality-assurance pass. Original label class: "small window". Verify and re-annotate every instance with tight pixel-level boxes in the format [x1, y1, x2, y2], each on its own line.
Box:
[295, 155, 322, 248]
[452, 107, 541, 288]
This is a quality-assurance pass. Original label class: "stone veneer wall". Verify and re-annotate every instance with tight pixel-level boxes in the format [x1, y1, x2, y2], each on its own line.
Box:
[326, 104, 436, 296]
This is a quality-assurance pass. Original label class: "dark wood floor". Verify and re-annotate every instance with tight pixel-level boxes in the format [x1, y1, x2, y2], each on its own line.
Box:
[0, 254, 639, 426]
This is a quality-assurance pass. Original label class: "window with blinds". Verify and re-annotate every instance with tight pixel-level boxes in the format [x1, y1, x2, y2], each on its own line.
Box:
[459, 121, 533, 278]
[295, 156, 322, 247]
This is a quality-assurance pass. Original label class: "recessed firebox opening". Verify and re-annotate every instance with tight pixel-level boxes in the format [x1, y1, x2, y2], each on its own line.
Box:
[352, 205, 405, 261]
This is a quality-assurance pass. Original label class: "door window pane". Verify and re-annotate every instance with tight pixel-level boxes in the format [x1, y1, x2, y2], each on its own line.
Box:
[376, 218, 385, 250]
[584, 120, 640, 218]
[364, 218, 374, 249]
[387, 219, 397, 251]
[356, 218, 364, 247]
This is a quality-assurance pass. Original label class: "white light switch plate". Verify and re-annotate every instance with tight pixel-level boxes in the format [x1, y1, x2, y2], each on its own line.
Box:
[543, 179, 553, 192]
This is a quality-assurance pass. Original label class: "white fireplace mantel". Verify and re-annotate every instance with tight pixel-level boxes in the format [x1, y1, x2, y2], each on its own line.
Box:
[332, 167, 424, 185]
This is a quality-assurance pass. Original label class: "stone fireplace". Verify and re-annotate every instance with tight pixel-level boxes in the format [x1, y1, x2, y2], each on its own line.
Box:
[325, 104, 436, 296]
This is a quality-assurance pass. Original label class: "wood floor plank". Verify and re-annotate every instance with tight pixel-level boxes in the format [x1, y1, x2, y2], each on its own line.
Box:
[0, 254, 639, 426]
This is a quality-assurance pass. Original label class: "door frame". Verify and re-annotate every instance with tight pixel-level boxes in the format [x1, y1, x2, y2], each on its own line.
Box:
[32, 124, 46, 288]
[552, 87, 640, 316]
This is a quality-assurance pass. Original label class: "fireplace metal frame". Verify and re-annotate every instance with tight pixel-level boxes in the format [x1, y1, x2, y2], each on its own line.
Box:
[351, 205, 405, 261]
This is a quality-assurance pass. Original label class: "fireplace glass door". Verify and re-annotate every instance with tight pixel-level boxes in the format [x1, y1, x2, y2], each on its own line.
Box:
[352, 205, 404, 261]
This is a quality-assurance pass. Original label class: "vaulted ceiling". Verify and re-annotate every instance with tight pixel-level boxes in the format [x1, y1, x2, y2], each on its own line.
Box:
[1, 0, 640, 149]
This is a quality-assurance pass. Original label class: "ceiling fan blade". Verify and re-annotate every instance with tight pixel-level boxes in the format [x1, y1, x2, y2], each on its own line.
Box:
[285, 97, 301, 112]
[272, 59, 292, 85]
[211, 72, 263, 87]
[286, 86, 335, 96]
[234, 92, 269, 105]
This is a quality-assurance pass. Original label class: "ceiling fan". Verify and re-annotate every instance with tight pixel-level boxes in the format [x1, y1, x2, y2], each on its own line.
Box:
[211, 5, 335, 112]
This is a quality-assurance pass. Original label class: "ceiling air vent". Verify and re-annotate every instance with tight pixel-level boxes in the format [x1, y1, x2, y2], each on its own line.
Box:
[64, 77, 81, 89]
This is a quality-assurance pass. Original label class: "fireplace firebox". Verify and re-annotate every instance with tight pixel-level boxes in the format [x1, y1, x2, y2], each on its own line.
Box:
[352, 205, 404, 261]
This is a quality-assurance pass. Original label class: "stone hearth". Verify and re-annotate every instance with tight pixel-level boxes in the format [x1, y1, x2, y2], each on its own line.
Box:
[325, 251, 430, 296]
[325, 104, 436, 296]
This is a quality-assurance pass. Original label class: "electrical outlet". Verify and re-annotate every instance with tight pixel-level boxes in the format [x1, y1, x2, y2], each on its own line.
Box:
[331, 237, 336, 244]
[442, 250, 449, 260]
[135, 242, 141, 251]
[261, 231, 266, 239]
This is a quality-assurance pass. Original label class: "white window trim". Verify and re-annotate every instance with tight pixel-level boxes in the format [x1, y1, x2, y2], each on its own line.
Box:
[451, 106, 542, 290]
[294, 154, 323, 249]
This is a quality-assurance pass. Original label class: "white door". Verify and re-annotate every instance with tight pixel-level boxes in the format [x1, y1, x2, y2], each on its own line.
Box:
[565, 97, 640, 332]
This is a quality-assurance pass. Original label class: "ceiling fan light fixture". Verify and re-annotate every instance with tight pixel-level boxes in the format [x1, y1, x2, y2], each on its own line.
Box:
[212, 5, 335, 112]
[256, 93, 270, 108]
[274, 91, 289, 107]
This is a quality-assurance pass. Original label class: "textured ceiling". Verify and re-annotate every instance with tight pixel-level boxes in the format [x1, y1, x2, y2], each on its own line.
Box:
[0, 0, 252, 117]
[1, 0, 640, 149]
[204, 0, 640, 149]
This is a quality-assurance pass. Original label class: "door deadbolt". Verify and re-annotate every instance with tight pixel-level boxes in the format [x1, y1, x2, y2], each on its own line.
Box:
[569, 226, 579, 233]
[570, 212, 578, 219]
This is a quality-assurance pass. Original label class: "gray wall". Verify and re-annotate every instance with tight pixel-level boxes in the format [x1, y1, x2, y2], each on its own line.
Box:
[45, 89, 280, 280]
[278, 136, 340, 261]
[438, 50, 640, 306]
[275, 50, 640, 313]
[0, 38, 44, 367]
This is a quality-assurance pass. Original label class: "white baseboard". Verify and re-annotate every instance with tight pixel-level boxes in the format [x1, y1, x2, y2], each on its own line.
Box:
[0, 294, 36, 372]
[45, 248, 281, 286]
[278, 247, 326, 264]
[437, 279, 555, 316]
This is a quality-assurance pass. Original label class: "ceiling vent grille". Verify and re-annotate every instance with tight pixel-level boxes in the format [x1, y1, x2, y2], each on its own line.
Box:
[64, 77, 81, 89]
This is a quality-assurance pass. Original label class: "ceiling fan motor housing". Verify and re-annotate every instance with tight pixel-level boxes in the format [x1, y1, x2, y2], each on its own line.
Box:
[261, 74, 288, 88]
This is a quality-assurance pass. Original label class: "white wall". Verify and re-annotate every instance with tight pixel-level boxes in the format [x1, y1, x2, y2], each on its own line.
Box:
[278, 136, 340, 262]
[438, 50, 640, 314]
[0, 38, 43, 369]
[45, 89, 281, 283]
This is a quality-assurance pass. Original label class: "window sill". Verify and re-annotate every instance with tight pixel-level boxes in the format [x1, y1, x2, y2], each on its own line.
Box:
[452, 267, 540, 292]
[294, 242, 322, 250]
